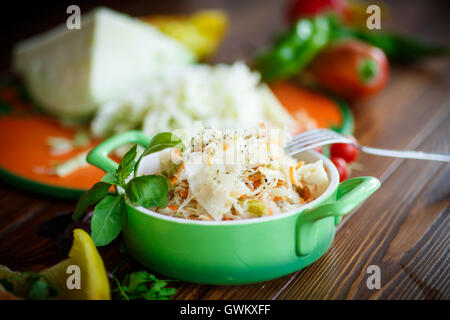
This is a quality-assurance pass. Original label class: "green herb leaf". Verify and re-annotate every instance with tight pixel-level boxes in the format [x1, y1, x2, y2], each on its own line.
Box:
[28, 279, 50, 300]
[116, 145, 137, 186]
[126, 175, 168, 208]
[72, 182, 111, 220]
[134, 132, 185, 177]
[112, 271, 177, 300]
[0, 278, 14, 292]
[127, 271, 151, 293]
[143, 132, 185, 156]
[21, 272, 58, 300]
[90, 195, 127, 246]
[101, 172, 121, 185]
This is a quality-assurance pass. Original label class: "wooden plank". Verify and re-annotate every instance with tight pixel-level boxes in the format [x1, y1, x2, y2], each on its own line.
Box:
[0, 200, 74, 271]
[0, 186, 49, 239]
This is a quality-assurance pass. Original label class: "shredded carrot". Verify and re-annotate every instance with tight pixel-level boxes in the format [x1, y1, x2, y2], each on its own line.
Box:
[223, 143, 229, 151]
[289, 166, 297, 185]
[273, 196, 283, 202]
[248, 174, 263, 182]
[170, 162, 185, 185]
[179, 191, 188, 198]
[167, 205, 178, 210]
[267, 206, 273, 216]
[223, 216, 235, 221]
[295, 161, 304, 170]
[239, 194, 247, 199]
[259, 123, 266, 128]
[276, 180, 287, 187]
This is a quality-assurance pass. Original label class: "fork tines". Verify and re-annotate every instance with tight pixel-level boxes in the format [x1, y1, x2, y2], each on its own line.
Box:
[285, 129, 353, 156]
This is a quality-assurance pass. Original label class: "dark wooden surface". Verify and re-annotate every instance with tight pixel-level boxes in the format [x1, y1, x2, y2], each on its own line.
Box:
[0, 0, 449, 300]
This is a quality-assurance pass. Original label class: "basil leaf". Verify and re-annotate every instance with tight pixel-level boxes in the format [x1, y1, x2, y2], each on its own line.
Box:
[101, 172, 121, 185]
[126, 175, 168, 208]
[91, 195, 126, 246]
[143, 132, 185, 156]
[72, 182, 111, 220]
[134, 133, 185, 178]
[116, 145, 137, 185]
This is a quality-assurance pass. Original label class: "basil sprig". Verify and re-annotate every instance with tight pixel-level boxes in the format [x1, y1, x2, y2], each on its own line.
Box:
[73, 132, 185, 246]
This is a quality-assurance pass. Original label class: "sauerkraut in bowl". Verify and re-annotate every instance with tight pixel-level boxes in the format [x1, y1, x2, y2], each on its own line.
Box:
[136, 127, 330, 221]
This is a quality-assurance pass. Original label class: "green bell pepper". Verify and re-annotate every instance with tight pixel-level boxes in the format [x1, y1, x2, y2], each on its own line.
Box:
[255, 16, 331, 83]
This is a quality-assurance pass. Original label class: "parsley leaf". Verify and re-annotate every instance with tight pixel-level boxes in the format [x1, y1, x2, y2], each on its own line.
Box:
[0, 278, 14, 292]
[126, 175, 169, 208]
[1, 272, 59, 300]
[112, 271, 177, 300]
[91, 195, 127, 246]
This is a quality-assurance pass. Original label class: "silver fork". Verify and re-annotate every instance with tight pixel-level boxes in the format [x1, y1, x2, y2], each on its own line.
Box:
[285, 129, 450, 162]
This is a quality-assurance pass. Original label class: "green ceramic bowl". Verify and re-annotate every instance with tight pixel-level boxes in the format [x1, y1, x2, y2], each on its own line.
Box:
[87, 131, 380, 285]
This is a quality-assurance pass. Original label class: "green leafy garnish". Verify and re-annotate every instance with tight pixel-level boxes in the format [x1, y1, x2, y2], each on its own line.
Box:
[328, 15, 449, 62]
[25, 274, 58, 300]
[72, 182, 111, 220]
[90, 195, 127, 246]
[116, 145, 137, 186]
[112, 271, 177, 300]
[134, 132, 185, 178]
[143, 132, 185, 157]
[0, 271, 58, 300]
[74, 132, 184, 247]
[100, 145, 137, 188]
[0, 278, 14, 292]
[126, 175, 169, 208]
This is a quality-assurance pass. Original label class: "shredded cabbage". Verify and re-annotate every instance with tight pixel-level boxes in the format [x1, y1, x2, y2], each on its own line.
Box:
[140, 127, 329, 221]
[90, 62, 299, 140]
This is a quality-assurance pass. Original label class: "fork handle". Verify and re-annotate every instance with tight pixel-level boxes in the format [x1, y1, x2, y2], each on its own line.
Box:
[359, 146, 450, 162]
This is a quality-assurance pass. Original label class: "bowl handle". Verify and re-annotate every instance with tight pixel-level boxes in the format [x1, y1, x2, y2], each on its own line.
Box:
[87, 130, 151, 173]
[296, 176, 380, 256]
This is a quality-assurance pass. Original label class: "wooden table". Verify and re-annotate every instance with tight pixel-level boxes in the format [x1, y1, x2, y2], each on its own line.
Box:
[0, 0, 448, 300]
